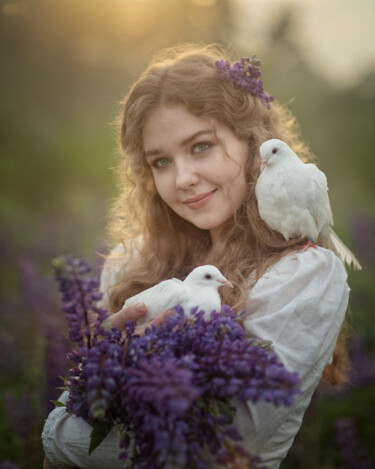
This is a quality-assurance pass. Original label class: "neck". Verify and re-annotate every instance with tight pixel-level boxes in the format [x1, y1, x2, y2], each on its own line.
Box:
[209, 227, 221, 250]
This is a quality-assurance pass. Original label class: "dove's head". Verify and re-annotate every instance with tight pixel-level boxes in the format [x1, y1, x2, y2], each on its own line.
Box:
[259, 139, 295, 172]
[184, 265, 233, 290]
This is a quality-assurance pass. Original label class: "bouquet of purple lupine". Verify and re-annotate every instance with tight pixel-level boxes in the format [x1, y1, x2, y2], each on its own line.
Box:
[53, 255, 301, 469]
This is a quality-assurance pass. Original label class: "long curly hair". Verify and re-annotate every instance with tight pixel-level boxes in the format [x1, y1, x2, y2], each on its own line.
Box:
[106, 44, 347, 385]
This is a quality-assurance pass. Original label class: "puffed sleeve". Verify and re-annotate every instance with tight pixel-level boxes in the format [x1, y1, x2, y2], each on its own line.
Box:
[99, 243, 127, 312]
[42, 392, 123, 469]
[99, 239, 143, 312]
[232, 247, 349, 469]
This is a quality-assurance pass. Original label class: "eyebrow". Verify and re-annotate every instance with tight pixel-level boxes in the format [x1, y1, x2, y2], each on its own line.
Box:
[144, 129, 213, 158]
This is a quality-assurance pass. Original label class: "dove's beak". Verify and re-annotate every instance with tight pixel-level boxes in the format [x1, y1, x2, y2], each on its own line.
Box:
[219, 279, 233, 288]
[260, 159, 268, 173]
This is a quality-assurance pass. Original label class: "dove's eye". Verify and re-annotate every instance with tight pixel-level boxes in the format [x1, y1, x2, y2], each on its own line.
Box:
[204, 274, 212, 280]
[272, 147, 278, 154]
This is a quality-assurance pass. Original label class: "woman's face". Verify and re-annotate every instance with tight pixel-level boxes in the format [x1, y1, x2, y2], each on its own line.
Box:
[142, 104, 249, 240]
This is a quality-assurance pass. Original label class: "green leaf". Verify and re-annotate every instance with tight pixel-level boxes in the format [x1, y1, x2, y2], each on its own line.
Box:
[216, 399, 234, 422]
[51, 400, 65, 407]
[89, 422, 112, 455]
[195, 397, 206, 409]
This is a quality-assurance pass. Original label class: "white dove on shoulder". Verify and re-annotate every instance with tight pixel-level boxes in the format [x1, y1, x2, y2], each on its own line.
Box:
[255, 139, 361, 270]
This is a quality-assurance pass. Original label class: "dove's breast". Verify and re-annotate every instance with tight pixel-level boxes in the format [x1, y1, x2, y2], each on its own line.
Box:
[256, 163, 325, 241]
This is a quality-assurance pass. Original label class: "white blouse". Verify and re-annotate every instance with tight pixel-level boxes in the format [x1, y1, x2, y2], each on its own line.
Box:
[42, 246, 349, 469]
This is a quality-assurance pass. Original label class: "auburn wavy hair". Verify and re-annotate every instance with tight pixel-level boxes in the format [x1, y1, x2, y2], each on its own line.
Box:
[106, 44, 348, 385]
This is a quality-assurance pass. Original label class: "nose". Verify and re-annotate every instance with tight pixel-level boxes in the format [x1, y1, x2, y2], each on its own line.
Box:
[175, 159, 199, 190]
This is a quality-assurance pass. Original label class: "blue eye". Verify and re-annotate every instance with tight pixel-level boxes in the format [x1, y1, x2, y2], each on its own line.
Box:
[151, 157, 171, 169]
[193, 142, 212, 154]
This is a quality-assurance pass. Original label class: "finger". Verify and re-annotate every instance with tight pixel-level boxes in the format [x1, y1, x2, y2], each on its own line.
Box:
[150, 309, 175, 329]
[136, 309, 175, 336]
[110, 303, 147, 330]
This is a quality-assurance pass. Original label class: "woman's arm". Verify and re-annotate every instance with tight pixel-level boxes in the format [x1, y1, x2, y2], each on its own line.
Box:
[232, 246, 349, 468]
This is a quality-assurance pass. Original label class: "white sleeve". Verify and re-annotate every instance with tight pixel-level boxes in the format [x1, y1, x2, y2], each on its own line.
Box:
[232, 247, 349, 468]
[99, 239, 143, 312]
[42, 398, 122, 469]
[99, 243, 127, 312]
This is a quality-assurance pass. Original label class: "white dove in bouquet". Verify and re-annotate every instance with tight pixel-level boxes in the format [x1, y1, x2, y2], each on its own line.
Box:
[255, 139, 361, 270]
[123, 265, 233, 325]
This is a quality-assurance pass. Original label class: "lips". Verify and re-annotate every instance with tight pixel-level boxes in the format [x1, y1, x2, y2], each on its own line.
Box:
[184, 190, 217, 209]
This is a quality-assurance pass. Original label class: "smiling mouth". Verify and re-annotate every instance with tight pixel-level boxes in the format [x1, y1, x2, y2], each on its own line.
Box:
[184, 190, 217, 209]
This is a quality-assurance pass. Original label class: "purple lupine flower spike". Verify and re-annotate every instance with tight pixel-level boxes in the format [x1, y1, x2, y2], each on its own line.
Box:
[334, 417, 375, 469]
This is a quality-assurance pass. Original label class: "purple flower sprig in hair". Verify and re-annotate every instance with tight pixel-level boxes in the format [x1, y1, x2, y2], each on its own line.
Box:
[215, 55, 274, 107]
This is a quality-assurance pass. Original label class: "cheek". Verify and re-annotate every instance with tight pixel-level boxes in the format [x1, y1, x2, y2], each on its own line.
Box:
[224, 161, 248, 204]
[153, 175, 174, 205]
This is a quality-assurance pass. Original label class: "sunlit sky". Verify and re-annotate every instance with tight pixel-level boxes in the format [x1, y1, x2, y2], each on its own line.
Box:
[234, 0, 375, 88]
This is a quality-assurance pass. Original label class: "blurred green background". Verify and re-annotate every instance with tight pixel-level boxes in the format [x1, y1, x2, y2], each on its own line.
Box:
[0, 0, 374, 467]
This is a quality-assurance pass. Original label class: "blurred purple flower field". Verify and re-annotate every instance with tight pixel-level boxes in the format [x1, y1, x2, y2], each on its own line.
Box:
[1, 1, 374, 466]
[0, 211, 374, 468]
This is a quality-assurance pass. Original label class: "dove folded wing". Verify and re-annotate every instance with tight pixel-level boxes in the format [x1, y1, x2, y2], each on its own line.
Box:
[123, 278, 184, 324]
[326, 227, 362, 270]
[303, 164, 333, 241]
[256, 160, 320, 241]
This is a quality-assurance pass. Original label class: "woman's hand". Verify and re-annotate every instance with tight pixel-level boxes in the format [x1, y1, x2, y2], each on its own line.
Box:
[43, 456, 58, 469]
[109, 303, 174, 336]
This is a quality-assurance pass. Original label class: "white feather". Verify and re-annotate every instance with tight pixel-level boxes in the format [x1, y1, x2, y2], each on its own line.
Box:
[123, 265, 233, 325]
[256, 139, 361, 270]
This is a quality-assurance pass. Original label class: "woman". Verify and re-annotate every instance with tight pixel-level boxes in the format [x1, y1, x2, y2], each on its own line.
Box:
[43, 44, 349, 469]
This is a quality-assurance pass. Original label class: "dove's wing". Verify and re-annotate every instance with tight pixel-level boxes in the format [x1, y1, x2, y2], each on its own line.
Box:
[304, 164, 333, 236]
[124, 278, 183, 322]
[325, 227, 362, 270]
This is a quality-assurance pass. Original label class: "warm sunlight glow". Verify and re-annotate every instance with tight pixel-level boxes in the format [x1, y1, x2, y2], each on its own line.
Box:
[2, 1, 28, 15]
[113, 2, 155, 37]
[191, 0, 217, 7]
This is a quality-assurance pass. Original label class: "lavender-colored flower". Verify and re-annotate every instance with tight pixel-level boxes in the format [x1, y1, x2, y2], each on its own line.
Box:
[334, 417, 375, 469]
[54, 255, 301, 469]
[215, 56, 274, 107]
[347, 336, 375, 390]
[0, 462, 21, 469]
[352, 212, 375, 268]
[119, 356, 201, 467]
[53, 254, 106, 348]
[44, 326, 70, 414]
[319, 335, 375, 398]
[3, 390, 34, 440]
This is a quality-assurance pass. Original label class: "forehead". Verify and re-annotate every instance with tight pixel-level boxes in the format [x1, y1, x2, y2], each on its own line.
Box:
[142, 104, 213, 151]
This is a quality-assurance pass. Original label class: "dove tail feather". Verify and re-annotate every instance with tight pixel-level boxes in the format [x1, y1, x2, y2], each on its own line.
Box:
[326, 227, 362, 271]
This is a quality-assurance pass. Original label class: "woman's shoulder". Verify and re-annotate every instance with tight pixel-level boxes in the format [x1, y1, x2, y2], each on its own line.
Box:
[101, 238, 143, 275]
[246, 246, 349, 317]
[99, 238, 143, 306]
[260, 246, 347, 287]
